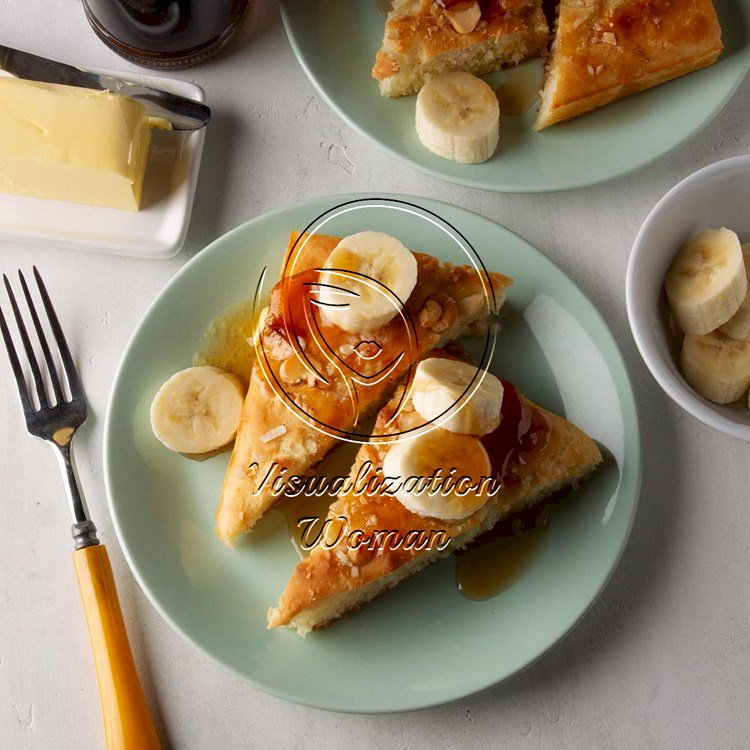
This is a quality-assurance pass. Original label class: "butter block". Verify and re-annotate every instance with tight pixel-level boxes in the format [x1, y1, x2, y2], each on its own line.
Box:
[0, 78, 152, 211]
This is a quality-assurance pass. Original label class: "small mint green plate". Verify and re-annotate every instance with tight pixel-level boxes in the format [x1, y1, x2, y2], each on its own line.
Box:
[104, 195, 641, 712]
[279, 1, 750, 193]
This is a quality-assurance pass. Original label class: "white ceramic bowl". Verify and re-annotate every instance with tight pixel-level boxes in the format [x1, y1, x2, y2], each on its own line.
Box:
[627, 155, 750, 440]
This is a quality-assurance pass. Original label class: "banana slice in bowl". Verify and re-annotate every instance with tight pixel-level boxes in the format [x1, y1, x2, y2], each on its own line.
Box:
[681, 332, 750, 405]
[719, 245, 750, 341]
[665, 228, 746, 335]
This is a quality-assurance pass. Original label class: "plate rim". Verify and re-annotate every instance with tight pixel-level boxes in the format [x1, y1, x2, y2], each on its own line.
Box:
[104, 192, 643, 712]
[278, 1, 750, 194]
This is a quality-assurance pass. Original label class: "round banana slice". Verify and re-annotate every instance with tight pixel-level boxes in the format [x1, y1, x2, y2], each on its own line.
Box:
[719, 245, 750, 341]
[415, 71, 500, 164]
[665, 228, 746, 335]
[680, 331, 750, 404]
[150, 366, 246, 454]
[411, 357, 503, 436]
[382, 429, 492, 520]
[317, 231, 417, 333]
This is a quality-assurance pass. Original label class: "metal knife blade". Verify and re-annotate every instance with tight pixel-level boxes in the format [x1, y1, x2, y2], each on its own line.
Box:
[0, 45, 210, 131]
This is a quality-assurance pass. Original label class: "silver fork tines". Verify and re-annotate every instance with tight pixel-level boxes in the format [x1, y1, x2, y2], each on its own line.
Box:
[0, 268, 97, 549]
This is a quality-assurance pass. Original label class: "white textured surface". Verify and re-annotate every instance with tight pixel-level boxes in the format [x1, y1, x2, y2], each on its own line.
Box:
[0, 2, 749, 748]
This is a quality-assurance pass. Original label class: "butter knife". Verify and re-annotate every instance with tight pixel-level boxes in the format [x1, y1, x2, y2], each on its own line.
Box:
[0, 44, 210, 130]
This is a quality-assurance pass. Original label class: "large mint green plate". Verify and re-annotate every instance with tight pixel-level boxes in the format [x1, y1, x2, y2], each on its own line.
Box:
[279, 1, 750, 193]
[104, 195, 641, 712]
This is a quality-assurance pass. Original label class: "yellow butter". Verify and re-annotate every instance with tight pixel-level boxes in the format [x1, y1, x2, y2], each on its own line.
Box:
[0, 78, 152, 211]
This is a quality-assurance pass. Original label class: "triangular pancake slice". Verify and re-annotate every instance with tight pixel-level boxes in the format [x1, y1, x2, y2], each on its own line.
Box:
[534, 0, 722, 130]
[373, 0, 549, 97]
[268, 370, 602, 634]
[216, 233, 511, 546]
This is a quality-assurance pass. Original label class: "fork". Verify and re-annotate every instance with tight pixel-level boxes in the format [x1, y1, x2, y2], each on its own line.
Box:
[1, 268, 160, 750]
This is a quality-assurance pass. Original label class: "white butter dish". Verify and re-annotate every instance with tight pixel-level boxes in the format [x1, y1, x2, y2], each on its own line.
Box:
[0, 68, 206, 259]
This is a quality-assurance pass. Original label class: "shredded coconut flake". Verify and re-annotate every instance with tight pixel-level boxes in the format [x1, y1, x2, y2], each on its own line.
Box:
[335, 549, 353, 567]
[261, 425, 287, 443]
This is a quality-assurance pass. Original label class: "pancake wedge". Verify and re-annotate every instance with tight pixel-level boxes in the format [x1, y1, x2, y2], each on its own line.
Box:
[535, 0, 722, 130]
[373, 0, 549, 97]
[268, 374, 602, 635]
[216, 232, 511, 546]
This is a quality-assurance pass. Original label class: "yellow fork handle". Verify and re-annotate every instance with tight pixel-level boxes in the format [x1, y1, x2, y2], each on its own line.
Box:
[73, 544, 161, 750]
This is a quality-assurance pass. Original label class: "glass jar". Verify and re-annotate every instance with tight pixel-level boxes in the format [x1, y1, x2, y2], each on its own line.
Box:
[82, 0, 251, 69]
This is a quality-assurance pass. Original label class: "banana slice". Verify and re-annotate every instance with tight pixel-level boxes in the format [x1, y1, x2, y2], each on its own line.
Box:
[411, 357, 503, 436]
[719, 245, 750, 341]
[150, 366, 246, 454]
[665, 228, 746, 335]
[680, 331, 750, 404]
[415, 72, 500, 164]
[382, 428, 492, 520]
[316, 231, 418, 333]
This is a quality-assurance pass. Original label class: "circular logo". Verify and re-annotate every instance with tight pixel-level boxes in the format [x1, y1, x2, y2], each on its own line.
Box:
[252, 198, 498, 444]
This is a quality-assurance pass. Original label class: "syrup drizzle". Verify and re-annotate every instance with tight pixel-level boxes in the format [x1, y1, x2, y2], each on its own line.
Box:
[376, 0, 392, 16]
[275, 442, 361, 559]
[194, 295, 263, 385]
[455, 506, 548, 600]
[481, 380, 550, 485]
[455, 381, 551, 600]
[183, 296, 263, 462]
[495, 63, 544, 116]
[276, 493, 337, 559]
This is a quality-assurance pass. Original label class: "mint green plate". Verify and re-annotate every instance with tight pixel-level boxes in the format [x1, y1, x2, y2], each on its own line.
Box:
[279, 1, 750, 193]
[104, 195, 641, 712]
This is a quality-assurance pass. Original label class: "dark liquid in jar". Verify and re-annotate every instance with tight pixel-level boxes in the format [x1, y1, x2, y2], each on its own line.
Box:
[82, 0, 251, 69]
